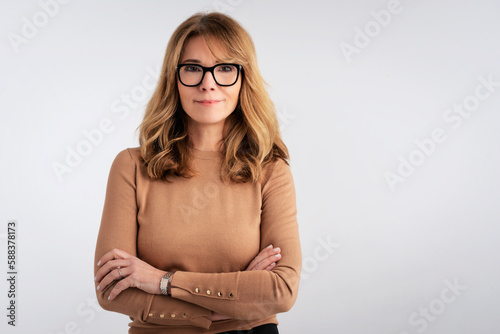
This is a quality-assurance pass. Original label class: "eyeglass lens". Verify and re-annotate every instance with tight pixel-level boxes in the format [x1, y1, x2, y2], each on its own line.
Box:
[179, 64, 239, 86]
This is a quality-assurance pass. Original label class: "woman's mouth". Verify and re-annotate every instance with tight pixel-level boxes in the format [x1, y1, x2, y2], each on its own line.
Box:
[196, 100, 220, 106]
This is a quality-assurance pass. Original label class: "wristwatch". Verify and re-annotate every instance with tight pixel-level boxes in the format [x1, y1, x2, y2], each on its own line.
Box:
[160, 272, 175, 296]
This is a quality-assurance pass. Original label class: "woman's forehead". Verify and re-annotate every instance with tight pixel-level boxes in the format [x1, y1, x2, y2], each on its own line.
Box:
[181, 35, 234, 62]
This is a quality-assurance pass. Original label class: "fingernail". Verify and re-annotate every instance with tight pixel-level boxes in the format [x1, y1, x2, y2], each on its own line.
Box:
[273, 247, 280, 252]
[275, 254, 281, 258]
[266, 245, 272, 249]
[107, 296, 111, 300]
[270, 262, 276, 266]
[97, 260, 101, 266]
[94, 276, 97, 282]
[96, 285, 100, 291]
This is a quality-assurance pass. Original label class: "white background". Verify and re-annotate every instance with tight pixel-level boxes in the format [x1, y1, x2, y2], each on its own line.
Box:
[1, 0, 500, 333]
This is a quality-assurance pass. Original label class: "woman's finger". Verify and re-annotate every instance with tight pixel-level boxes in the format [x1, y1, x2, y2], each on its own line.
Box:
[97, 248, 131, 267]
[95, 258, 129, 283]
[246, 246, 281, 271]
[96, 265, 129, 293]
[245, 245, 272, 271]
[251, 252, 281, 271]
[249, 246, 280, 270]
[108, 276, 133, 300]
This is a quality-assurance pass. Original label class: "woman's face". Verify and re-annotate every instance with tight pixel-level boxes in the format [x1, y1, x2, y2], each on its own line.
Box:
[177, 36, 241, 130]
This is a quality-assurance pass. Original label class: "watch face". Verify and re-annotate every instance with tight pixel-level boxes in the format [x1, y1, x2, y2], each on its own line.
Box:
[160, 276, 169, 294]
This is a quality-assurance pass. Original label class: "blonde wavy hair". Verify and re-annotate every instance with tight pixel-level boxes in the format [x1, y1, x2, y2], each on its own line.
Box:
[138, 12, 289, 183]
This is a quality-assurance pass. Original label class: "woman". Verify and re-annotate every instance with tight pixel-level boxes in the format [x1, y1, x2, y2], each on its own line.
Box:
[94, 12, 301, 334]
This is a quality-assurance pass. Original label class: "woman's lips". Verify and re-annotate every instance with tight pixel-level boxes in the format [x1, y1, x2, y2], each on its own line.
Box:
[196, 100, 220, 106]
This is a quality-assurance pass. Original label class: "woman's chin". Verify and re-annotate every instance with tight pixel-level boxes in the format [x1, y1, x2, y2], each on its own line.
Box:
[188, 114, 228, 126]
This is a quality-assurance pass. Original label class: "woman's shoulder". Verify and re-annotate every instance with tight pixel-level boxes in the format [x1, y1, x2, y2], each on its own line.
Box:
[110, 147, 142, 169]
[260, 157, 292, 186]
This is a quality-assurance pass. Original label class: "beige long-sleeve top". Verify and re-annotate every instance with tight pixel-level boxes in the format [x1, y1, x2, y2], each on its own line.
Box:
[94, 147, 301, 333]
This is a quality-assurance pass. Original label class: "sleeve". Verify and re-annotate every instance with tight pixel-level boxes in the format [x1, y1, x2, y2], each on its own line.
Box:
[93, 149, 213, 329]
[169, 159, 302, 320]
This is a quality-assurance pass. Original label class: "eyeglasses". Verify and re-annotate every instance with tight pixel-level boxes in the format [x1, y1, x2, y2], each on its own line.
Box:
[176, 63, 242, 87]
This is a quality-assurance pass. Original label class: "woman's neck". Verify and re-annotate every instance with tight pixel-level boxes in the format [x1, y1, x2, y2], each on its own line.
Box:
[187, 121, 224, 152]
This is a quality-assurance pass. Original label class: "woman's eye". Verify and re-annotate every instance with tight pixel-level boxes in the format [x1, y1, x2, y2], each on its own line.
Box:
[217, 66, 234, 72]
[185, 66, 201, 72]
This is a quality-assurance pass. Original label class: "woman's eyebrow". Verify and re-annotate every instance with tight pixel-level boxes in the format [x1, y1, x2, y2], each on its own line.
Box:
[181, 59, 201, 63]
[180, 59, 223, 64]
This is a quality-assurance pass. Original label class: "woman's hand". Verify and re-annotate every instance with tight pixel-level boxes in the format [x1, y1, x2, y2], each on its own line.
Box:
[205, 245, 282, 322]
[245, 244, 281, 271]
[95, 248, 166, 301]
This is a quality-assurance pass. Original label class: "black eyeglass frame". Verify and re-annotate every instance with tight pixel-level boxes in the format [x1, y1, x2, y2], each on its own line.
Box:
[176, 63, 243, 87]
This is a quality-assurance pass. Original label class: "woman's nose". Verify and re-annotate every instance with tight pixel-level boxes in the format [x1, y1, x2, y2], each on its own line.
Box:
[199, 70, 217, 91]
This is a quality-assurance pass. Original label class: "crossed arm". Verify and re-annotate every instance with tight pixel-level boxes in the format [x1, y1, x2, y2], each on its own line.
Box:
[94, 245, 282, 321]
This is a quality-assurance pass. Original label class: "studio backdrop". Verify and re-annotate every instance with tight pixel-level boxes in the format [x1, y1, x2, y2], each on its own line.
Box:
[1, 0, 500, 333]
